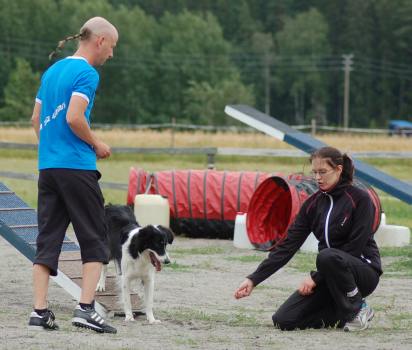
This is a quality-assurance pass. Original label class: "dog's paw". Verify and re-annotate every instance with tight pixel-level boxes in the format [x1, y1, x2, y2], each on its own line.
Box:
[95, 283, 106, 292]
[124, 314, 135, 322]
[148, 319, 161, 324]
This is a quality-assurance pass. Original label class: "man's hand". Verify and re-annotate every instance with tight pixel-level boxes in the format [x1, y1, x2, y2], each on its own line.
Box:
[234, 278, 254, 299]
[298, 276, 316, 296]
[66, 96, 111, 159]
[93, 140, 111, 159]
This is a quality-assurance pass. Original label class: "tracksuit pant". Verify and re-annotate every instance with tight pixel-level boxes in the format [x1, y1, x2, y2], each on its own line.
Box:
[272, 248, 380, 330]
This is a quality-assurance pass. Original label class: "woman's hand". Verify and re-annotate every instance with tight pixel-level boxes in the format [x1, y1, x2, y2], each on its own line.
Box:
[234, 278, 254, 299]
[298, 276, 316, 296]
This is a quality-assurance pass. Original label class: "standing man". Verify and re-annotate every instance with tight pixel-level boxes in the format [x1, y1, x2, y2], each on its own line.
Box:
[28, 17, 118, 333]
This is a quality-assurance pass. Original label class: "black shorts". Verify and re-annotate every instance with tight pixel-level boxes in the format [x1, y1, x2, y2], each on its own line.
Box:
[34, 168, 109, 276]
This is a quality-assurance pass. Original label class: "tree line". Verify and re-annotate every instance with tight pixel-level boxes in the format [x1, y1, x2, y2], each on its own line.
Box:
[1, 0, 412, 128]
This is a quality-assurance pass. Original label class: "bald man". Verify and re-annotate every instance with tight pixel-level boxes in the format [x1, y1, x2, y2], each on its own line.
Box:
[29, 17, 118, 333]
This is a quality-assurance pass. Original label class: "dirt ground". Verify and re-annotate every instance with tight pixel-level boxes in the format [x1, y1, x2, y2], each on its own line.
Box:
[1, 235, 412, 350]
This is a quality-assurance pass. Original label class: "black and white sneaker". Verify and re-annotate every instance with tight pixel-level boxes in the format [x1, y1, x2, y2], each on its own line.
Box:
[28, 310, 59, 331]
[72, 305, 117, 334]
[343, 302, 375, 332]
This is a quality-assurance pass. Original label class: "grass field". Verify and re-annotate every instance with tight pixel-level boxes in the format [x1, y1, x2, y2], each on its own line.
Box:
[2, 126, 412, 151]
[1, 128, 412, 349]
[2, 128, 410, 273]
[1, 127, 411, 229]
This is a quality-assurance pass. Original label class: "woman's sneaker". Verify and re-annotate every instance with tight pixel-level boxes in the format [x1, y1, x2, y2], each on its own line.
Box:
[343, 302, 374, 332]
[28, 310, 59, 331]
[72, 305, 117, 334]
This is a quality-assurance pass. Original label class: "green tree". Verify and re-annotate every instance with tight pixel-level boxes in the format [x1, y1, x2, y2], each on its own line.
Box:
[0, 58, 40, 121]
[392, 0, 412, 121]
[183, 74, 255, 125]
[0, 0, 61, 108]
[153, 10, 238, 122]
[51, 0, 158, 123]
[102, 5, 158, 124]
[113, 0, 260, 45]
[315, 0, 412, 127]
[274, 8, 331, 124]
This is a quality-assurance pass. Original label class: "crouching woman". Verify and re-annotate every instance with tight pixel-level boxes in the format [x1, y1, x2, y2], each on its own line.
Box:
[234, 146, 382, 332]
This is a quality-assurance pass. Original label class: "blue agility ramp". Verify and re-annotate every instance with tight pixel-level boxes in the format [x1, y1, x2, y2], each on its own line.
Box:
[0, 182, 111, 314]
[224, 105, 412, 205]
[0, 182, 78, 258]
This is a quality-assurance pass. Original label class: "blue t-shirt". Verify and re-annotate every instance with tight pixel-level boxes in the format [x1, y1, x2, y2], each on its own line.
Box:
[36, 56, 99, 170]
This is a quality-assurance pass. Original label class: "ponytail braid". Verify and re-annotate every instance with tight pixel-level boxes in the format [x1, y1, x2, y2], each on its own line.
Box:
[48, 26, 94, 61]
[341, 153, 354, 183]
[48, 33, 82, 60]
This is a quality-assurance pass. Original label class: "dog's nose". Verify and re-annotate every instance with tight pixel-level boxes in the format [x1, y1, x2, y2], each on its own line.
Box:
[164, 257, 171, 265]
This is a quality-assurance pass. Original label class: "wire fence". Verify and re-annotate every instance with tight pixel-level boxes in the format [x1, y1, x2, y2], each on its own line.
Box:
[0, 120, 399, 135]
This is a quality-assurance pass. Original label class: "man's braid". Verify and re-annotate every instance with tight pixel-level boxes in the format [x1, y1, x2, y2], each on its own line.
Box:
[48, 29, 90, 60]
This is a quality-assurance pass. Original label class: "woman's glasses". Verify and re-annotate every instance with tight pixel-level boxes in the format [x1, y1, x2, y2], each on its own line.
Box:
[310, 169, 335, 178]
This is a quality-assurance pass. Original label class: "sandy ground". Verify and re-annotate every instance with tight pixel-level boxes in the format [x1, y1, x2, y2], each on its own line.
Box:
[1, 235, 412, 350]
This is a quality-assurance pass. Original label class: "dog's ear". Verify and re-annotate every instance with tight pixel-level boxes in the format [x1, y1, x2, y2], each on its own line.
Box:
[128, 226, 155, 258]
[158, 225, 174, 244]
[128, 233, 143, 259]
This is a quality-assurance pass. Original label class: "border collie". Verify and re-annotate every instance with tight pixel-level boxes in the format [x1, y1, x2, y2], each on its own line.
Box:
[97, 204, 174, 324]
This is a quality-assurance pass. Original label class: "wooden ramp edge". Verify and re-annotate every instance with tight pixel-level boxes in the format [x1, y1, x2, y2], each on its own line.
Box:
[0, 182, 142, 316]
[59, 251, 142, 315]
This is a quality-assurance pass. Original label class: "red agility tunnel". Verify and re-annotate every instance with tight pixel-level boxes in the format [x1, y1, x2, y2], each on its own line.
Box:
[246, 175, 382, 250]
[127, 168, 273, 238]
[126, 168, 148, 205]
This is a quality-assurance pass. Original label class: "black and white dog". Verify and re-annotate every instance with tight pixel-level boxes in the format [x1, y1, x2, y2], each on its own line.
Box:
[97, 204, 174, 324]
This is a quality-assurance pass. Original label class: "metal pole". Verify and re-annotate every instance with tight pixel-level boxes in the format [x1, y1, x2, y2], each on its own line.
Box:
[342, 54, 354, 131]
[171, 117, 176, 148]
[311, 118, 316, 136]
[264, 54, 270, 115]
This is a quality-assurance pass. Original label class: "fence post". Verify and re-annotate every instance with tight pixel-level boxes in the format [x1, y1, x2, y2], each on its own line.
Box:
[311, 119, 316, 136]
[207, 153, 215, 169]
[342, 54, 354, 131]
[171, 117, 176, 148]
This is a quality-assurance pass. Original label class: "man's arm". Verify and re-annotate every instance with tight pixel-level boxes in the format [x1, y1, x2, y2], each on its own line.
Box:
[66, 95, 111, 159]
[31, 102, 41, 140]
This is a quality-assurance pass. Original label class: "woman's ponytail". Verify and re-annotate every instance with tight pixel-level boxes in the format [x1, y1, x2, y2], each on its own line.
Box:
[341, 153, 354, 183]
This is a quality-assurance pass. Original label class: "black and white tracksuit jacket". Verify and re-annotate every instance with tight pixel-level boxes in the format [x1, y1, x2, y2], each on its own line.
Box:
[248, 180, 383, 286]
